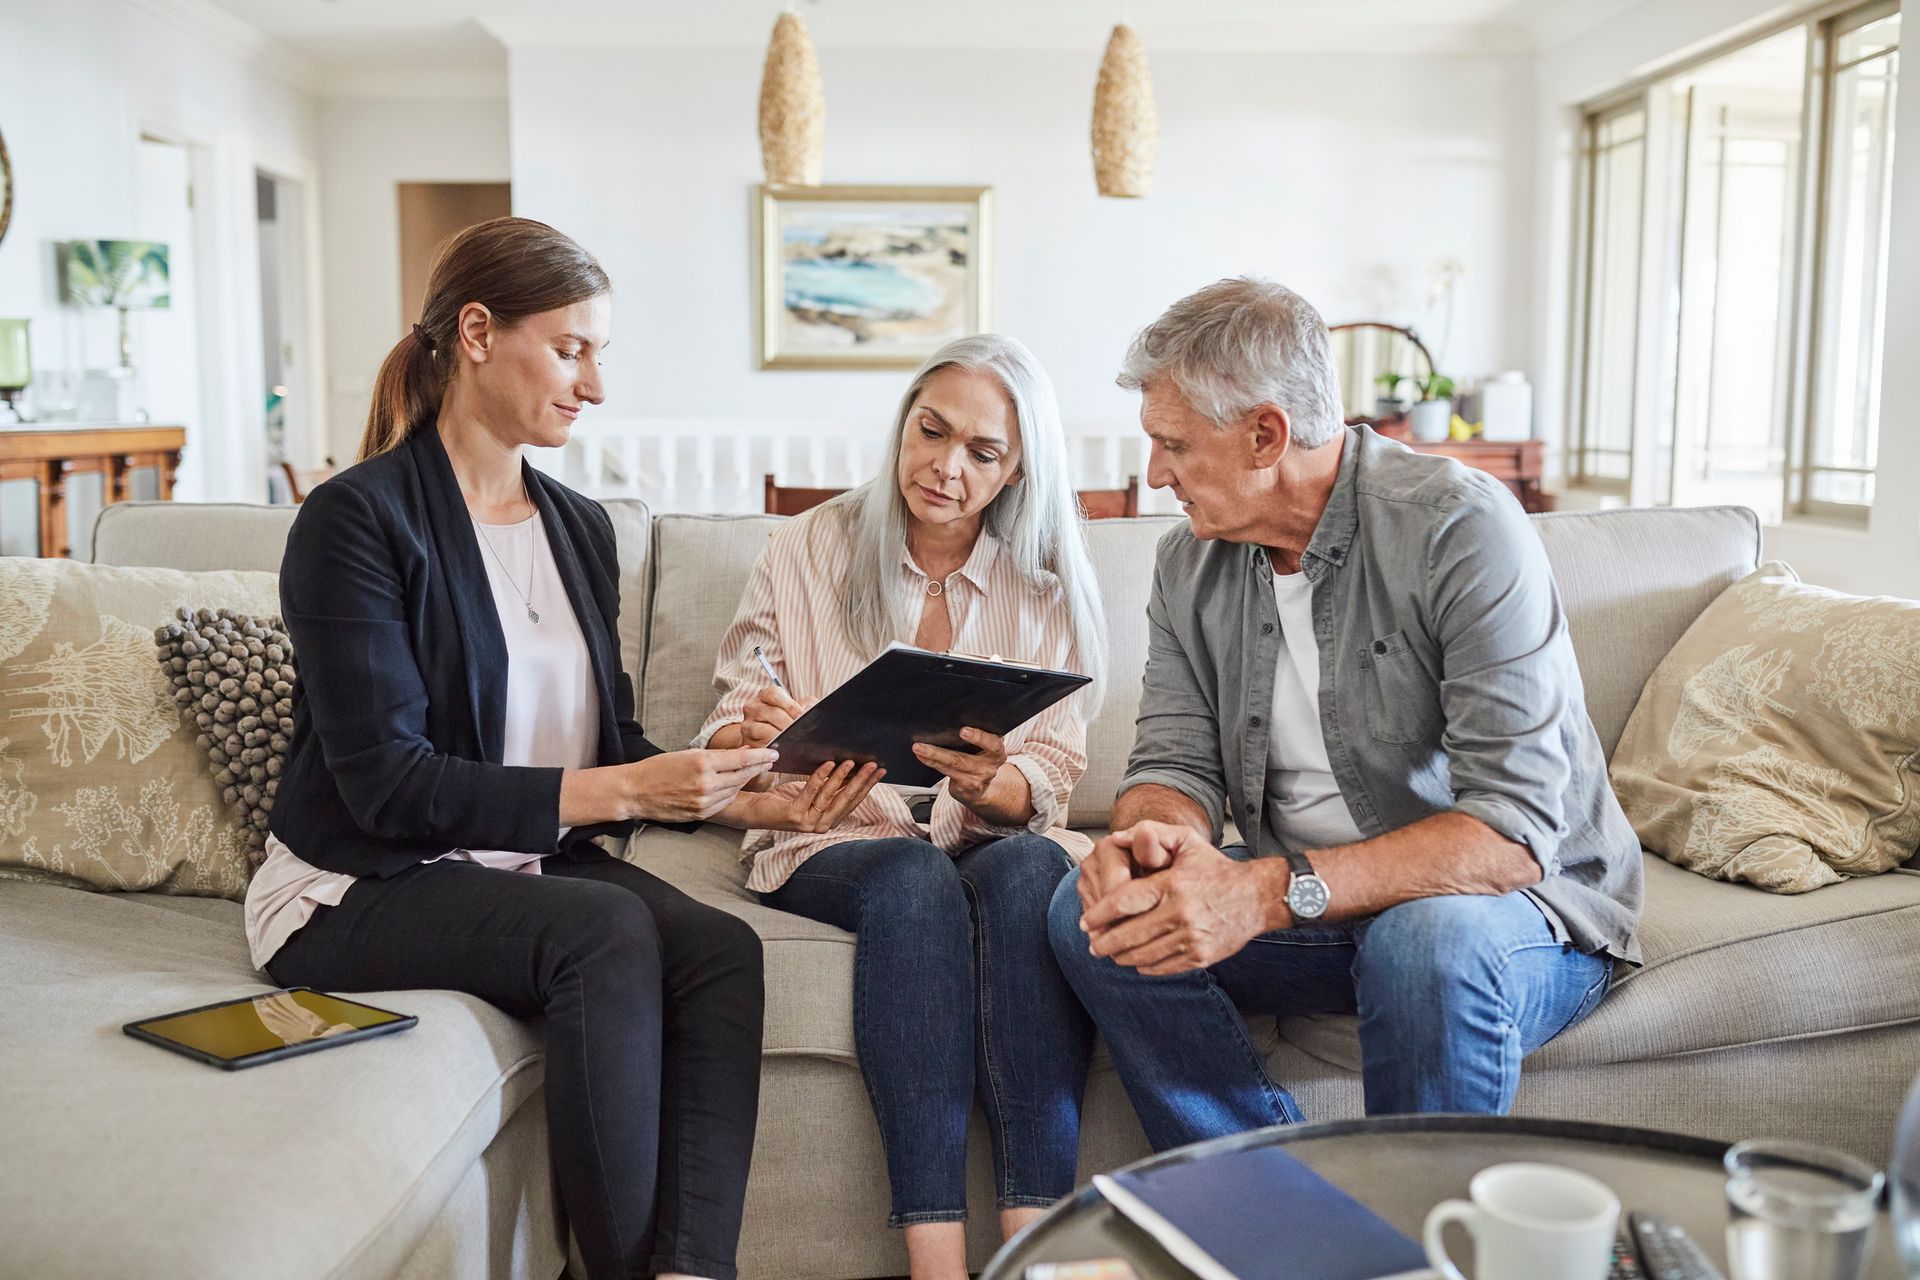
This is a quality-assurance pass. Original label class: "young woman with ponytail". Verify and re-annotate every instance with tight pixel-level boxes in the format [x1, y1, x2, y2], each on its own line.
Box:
[250, 217, 881, 1280]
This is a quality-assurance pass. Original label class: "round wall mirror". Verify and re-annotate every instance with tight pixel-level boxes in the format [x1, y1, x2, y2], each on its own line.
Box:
[1329, 321, 1435, 423]
[0, 126, 12, 249]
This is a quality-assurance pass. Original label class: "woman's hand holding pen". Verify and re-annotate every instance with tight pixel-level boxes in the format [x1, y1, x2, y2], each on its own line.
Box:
[736, 686, 813, 748]
[912, 729, 1037, 827]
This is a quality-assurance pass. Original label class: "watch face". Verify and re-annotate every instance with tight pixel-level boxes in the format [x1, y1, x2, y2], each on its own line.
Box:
[1288, 873, 1331, 918]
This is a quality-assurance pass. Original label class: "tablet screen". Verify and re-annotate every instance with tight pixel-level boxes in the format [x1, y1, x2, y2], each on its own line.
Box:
[131, 989, 410, 1063]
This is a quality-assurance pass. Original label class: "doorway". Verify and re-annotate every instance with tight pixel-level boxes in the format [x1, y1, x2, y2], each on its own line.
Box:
[397, 182, 512, 324]
[257, 169, 317, 503]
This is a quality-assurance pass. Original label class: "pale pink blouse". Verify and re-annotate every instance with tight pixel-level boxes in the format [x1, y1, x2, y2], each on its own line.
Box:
[697, 504, 1092, 893]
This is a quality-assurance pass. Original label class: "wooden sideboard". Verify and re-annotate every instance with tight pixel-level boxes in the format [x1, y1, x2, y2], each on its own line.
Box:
[1368, 418, 1553, 513]
[0, 424, 184, 558]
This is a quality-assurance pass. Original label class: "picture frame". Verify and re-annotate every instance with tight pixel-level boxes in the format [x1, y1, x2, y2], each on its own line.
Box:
[757, 183, 993, 371]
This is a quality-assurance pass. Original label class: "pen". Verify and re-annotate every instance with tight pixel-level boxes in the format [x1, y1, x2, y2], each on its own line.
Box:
[751, 645, 784, 689]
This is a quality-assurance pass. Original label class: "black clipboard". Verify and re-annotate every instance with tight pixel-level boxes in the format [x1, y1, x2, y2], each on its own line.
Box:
[769, 644, 1091, 788]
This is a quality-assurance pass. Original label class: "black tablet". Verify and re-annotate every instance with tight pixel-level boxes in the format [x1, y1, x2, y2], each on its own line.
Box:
[770, 644, 1092, 788]
[124, 987, 417, 1070]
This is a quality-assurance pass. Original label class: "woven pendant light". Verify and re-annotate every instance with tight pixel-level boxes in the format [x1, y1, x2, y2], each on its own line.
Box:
[1091, 23, 1157, 198]
[758, 11, 826, 186]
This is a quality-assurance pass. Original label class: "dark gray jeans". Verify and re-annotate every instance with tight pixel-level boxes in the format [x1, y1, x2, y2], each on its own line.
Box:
[268, 850, 765, 1280]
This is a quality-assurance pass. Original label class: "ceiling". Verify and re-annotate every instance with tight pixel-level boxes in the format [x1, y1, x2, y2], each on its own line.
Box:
[158, 0, 1631, 93]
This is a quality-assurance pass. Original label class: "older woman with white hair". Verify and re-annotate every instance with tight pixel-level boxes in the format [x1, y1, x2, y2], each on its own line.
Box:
[697, 333, 1108, 1280]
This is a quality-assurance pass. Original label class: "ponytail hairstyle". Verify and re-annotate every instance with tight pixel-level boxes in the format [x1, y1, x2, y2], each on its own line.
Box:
[358, 216, 611, 462]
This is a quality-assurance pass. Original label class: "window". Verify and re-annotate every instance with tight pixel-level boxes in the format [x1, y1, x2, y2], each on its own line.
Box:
[1799, 5, 1901, 511]
[1573, 105, 1647, 488]
[1570, 3, 1900, 520]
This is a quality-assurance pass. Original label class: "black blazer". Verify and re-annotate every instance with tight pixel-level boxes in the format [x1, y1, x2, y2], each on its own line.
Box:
[272, 425, 682, 880]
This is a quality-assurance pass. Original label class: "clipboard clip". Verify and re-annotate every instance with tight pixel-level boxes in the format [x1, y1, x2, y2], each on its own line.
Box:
[944, 648, 1044, 670]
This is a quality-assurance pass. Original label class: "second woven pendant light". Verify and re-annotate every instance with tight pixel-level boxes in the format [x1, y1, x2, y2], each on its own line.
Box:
[1091, 23, 1157, 198]
[759, 11, 826, 185]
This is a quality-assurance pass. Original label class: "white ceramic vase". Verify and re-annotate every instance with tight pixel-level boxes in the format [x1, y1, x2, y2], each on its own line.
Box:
[1409, 397, 1452, 441]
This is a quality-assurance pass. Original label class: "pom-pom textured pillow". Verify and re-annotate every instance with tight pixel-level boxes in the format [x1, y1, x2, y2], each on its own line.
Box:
[1610, 562, 1920, 892]
[152, 608, 297, 868]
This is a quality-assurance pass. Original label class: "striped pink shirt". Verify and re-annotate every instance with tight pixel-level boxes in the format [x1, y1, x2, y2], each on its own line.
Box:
[696, 504, 1092, 893]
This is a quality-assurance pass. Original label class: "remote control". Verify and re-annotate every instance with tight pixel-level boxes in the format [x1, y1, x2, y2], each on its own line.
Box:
[1607, 1227, 1646, 1279]
[1629, 1210, 1727, 1280]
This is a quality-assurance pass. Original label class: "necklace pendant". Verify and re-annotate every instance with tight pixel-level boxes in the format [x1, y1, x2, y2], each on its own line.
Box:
[527, 605, 541, 624]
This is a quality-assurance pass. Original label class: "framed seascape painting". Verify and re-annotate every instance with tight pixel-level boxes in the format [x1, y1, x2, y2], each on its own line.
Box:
[758, 184, 993, 370]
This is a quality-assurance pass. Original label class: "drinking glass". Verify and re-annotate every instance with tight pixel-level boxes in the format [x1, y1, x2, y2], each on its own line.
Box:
[1893, 1072, 1920, 1277]
[1724, 1139, 1884, 1280]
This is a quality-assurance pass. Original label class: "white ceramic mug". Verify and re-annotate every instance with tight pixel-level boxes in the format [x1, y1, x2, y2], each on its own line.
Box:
[1423, 1162, 1620, 1280]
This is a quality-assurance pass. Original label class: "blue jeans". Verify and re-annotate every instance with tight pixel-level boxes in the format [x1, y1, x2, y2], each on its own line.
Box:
[1046, 853, 1614, 1152]
[762, 833, 1093, 1226]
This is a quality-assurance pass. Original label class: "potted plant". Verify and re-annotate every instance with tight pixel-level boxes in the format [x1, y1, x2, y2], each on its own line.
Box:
[1409, 372, 1455, 441]
[1373, 371, 1409, 419]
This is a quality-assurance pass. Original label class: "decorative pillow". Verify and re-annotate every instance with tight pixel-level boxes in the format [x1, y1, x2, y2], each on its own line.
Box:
[1610, 562, 1920, 893]
[152, 608, 297, 868]
[0, 558, 280, 900]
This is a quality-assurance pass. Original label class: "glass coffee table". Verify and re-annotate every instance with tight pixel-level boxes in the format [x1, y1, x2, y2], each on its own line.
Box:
[982, 1115, 1906, 1279]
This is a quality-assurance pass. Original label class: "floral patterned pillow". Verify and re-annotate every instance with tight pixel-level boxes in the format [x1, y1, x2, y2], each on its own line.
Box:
[1610, 562, 1920, 892]
[0, 558, 280, 901]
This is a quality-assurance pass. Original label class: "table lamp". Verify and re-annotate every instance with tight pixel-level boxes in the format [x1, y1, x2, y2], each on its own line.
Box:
[59, 239, 170, 422]
[0, 317, 28, 424]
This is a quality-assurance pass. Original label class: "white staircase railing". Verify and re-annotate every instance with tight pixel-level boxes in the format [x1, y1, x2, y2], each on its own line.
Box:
[530, 418, 1180, 515]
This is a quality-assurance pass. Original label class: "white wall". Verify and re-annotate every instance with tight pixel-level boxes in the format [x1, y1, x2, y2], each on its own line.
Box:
[317, 94, 509, 467]
[504, 43, 1534, 441]
[0, 0, 320, 548]
[1529, 0, 1920, 599]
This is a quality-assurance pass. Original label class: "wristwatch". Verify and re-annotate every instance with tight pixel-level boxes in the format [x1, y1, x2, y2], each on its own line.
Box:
[1283, 850, 1331, 922]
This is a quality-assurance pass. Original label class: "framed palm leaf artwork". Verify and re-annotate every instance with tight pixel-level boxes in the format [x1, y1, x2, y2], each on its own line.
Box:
[59, 240, 172, 309]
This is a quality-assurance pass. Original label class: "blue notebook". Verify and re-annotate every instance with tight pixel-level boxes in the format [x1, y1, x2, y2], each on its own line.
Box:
[1094, 1145, 1431, 1280]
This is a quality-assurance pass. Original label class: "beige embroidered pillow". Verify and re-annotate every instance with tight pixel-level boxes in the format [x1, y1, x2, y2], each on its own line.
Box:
[1610, 562, 1920, 893]
[0, 557, 280, 900]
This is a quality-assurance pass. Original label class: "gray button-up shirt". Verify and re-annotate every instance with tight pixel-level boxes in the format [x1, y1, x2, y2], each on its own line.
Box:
[1119, 425, 1644, 962]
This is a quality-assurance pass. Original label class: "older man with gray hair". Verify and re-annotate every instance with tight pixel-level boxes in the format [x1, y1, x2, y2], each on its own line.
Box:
[1048, 277, 1642, 1149]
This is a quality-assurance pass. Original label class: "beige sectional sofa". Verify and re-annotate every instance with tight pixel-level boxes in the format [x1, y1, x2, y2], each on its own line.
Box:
[2, 497, 1916, 1280]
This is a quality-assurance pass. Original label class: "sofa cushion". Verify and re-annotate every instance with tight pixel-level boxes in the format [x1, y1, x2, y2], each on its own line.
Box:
[1530, 506, 1761, 758]
[597, 498, 656, 691]
[0, 558, 281, 899]
[640, 514, 782, 751]
[1611, 562, 1920, 892]
[0, 882, 546, 1280]
[92, 501, 299, 571]
[1075, 517, 1181, 825]
[627, 823, 859, 1060]
[1278, 856, 1920, 1071]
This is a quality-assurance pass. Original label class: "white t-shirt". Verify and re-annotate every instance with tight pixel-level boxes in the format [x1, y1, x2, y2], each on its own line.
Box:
[243, 510, 600, 970]
[1263, 567, 1364, 855]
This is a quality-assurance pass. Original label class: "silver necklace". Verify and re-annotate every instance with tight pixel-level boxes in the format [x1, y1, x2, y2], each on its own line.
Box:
[474, 491, 540, 624]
